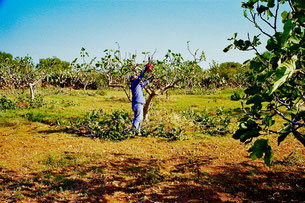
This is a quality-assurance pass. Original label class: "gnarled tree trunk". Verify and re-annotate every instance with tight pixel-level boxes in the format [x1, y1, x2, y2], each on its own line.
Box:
[143, 92, 156, 120]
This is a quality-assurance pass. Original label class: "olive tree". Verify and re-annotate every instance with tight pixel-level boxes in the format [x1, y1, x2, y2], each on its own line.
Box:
[225, 0, 305, 165]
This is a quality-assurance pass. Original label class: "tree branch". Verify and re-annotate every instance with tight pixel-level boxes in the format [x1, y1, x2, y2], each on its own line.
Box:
[160, 79, 182, 94]
[275, 102, 305, 126]
[247, 9, 273, 38]
[259, 13, 275, 31]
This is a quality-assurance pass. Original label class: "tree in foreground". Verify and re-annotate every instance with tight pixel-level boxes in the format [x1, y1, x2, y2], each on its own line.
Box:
[225, 0, 305, 166]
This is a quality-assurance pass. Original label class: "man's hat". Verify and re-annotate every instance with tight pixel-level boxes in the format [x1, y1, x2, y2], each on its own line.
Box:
[130, 75, 135, 81]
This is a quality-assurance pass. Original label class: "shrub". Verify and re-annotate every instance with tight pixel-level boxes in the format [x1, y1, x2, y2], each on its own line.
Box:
[182, 107, 231, 135]
[70, 109, 186, 141]
[146, 123, 185, 141]
[17, 94, 45, 108]
[0, 96, 16, 110]
[23, 112, 45, 123]
[71, 109, 133, 141]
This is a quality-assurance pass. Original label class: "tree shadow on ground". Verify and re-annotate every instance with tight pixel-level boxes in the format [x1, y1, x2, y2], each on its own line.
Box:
[211, 161, 305, 202]
[37, 127, 79, 136]
[0, 155, 304, 202]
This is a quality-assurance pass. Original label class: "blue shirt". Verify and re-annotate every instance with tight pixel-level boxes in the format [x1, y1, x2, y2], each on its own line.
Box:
[130, 70, 151, 105]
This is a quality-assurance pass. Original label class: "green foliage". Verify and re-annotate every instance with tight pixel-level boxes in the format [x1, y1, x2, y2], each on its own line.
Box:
[37, 57, 71, 72]
[0, 51, 13, 62]
[0, 96, 16, 110]
[248, 139, 273, 166]
[17, 94, 45, 108]
[71, 109, 132, 141]
[226, 0, 305, 165]
[23, 112, 45, 123]
[182, 107, 231, 135]
[0, 93, 46, 112]
[147, 123, 185, 141]
[70, 109, 185, 141]
[201, 61, 249, 89]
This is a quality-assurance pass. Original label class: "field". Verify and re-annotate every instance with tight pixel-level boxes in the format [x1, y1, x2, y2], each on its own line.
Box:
[0, 89, 304, 202]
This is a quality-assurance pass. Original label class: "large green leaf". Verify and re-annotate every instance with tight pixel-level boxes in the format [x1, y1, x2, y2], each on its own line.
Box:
[248, 139, 274, 166]
[281, 18, 294, 46]
[270, 55, 297, 94]
[278, 124, 293, 146]
[233, 119, 261, 142]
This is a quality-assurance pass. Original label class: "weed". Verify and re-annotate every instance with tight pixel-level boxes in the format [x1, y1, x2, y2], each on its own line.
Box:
[144, 167, 163, 184]
[48, 99, 77, 108]
[90, 166, 106, 174]
[96, 90, 107, 96]
[11, 186, 24, 200]
[42, 153, 76, 168]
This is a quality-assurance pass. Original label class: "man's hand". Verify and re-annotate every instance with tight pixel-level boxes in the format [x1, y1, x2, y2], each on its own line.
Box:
[146, 63, 154, 72]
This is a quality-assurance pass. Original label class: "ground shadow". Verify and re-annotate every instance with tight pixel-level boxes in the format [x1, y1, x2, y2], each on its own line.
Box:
[0, 154, 304, 202]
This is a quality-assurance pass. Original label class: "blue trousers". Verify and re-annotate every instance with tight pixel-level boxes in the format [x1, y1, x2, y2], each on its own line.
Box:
[132, 103, 144, 133]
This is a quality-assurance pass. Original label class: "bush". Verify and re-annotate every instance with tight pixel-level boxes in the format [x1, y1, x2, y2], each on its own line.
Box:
[182, 107, 231, 135]
[70, 109, 186, 141]
[17, 94, 45, 108]
[0, 96, 16, 110]
[23, 112, 45, 123]
[71, 109, 133, 141]
[147, 123, 185, 141]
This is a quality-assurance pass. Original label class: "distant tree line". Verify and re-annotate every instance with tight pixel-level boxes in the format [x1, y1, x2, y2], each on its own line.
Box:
[0, 50, 250, 93]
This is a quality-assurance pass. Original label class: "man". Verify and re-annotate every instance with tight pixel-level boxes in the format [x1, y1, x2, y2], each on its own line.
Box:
[130, 63, 154, 135]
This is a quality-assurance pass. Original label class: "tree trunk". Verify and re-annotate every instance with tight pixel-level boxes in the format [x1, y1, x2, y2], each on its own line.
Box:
[143, 92, 156, 120]
[84, 81, 88, 91]
[29, 83, 35, 100]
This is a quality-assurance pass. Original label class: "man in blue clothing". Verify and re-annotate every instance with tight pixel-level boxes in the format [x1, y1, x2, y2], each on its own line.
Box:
[130, 63, 154, 135]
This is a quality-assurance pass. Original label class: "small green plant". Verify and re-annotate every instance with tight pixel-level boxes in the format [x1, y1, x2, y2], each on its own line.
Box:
[42, 153, 81, 168]
[13, 187, 24, 200]
[144, 167, 164, 185]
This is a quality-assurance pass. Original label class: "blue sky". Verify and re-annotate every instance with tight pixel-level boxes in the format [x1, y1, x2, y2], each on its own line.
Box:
[0, 0, 263, 68]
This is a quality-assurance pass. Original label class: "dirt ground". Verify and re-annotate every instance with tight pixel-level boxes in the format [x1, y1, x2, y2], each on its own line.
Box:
[0, 122, 304, 202]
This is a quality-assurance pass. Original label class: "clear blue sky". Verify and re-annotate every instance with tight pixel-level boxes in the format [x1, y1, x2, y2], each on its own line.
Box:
[0, 0, 262, 68]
